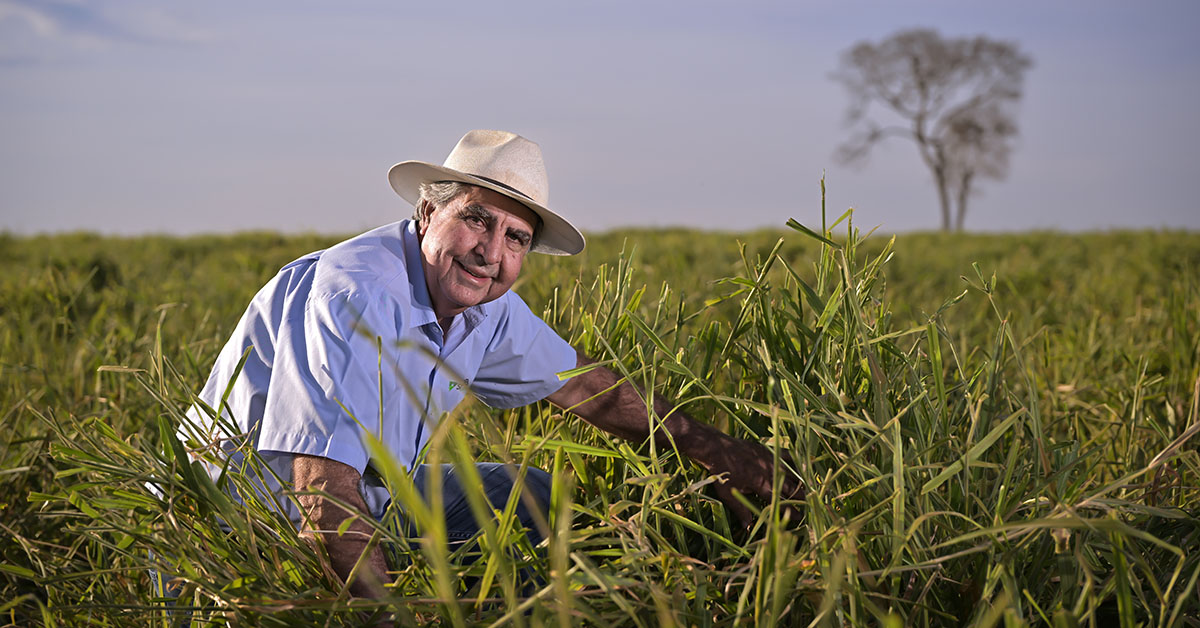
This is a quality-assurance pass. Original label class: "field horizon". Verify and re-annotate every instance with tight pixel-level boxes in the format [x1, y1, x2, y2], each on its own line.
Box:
[5, 223, 1198, 242]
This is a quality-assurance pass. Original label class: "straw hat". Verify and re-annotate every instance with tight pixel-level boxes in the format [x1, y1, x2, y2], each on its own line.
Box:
[388, 130, 585, 256]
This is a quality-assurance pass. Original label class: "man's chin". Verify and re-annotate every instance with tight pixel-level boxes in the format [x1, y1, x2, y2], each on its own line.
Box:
[445, 287, 493, 310]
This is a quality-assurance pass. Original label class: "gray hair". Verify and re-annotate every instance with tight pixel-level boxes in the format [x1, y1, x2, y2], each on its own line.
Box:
[413, 180, 543, 246]
[414, 181, 471, 223]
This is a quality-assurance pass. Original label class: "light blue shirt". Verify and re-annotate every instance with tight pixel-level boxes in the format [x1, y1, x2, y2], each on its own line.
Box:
[182, 220, 577, 521]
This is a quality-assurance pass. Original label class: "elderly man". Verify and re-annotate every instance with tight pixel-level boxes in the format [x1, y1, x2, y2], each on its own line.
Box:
[186, 130, 801, 598]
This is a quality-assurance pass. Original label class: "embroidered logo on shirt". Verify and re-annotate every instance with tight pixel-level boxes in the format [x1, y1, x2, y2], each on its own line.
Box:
[449, 380, 468, 392]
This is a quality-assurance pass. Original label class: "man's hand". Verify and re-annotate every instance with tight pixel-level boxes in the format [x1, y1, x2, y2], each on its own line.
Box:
[688, 428, 805, 528]
[292, 455, 392, 599]
[546, 352, 805, 528]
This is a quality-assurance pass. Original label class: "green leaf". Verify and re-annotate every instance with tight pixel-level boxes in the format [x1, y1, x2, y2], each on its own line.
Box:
[921, 410, 1024, 495]
[786, 218, 838, 247]
[0, 563, 36, 578]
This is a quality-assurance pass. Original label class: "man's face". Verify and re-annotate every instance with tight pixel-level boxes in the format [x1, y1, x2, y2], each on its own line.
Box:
[418, 185, 538, 322]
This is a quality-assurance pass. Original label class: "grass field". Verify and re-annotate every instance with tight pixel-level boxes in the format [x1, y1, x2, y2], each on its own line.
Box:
[1, 203, 1198, 626]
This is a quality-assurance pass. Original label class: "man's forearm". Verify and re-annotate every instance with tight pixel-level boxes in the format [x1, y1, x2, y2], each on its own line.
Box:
[546, 352, 804, 526]
[292, 454, 391, 598]
[546, 353, 722, 466]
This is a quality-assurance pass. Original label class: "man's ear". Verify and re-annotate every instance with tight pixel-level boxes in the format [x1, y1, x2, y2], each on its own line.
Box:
[417, 200, 433, 236]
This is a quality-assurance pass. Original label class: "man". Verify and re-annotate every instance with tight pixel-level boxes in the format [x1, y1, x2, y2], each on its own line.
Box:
[186, 130, 802, 598]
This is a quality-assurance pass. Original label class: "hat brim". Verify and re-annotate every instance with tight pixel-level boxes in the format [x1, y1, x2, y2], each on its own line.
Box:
[388, 161, 585, 256]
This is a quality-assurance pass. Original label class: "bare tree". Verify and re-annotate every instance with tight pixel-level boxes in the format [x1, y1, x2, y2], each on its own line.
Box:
[832, 29, 1032, 231]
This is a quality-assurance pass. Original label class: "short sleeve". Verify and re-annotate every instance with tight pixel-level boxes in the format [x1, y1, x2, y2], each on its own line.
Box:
[257, 290, 392, 473]
[470, 294, 578, 409]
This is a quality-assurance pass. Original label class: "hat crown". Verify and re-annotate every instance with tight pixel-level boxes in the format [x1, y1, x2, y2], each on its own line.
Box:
[442, 130, 549, 206]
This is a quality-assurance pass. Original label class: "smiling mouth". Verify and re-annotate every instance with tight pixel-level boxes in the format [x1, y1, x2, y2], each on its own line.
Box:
[455, 259, 495, 282]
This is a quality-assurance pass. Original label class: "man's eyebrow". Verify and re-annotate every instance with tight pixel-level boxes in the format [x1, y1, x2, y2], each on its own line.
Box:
[459, 204, 494, 223]
[506, 225, 533, 244]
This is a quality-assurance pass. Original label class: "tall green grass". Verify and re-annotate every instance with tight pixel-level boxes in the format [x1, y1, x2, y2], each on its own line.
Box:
[1, 200, 1198, 626]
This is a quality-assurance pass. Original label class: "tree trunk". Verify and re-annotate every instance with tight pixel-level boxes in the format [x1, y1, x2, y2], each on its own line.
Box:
[954, 172, 973, 232]
[933, 167, 952, 231]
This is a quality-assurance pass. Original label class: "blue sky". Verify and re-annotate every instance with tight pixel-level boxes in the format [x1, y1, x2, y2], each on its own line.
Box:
[1, 0, 1197, 236]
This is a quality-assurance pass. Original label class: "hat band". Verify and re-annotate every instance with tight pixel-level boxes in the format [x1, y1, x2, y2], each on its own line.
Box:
[467, 174, 536, 203]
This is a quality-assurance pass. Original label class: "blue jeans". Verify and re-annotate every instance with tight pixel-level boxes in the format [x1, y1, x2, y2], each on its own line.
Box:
[402, 463, 553, 547]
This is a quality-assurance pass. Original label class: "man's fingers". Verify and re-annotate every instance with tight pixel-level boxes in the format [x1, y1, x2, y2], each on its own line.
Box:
[715, 482, 754, 529]
[712, 445, 806, 529]
[714, 475, 806, 532]
[753, 466, 805, 503]
[781, 473, 806, 501]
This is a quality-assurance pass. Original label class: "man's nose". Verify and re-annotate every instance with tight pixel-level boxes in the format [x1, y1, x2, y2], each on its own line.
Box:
[475, 230, 504, 265]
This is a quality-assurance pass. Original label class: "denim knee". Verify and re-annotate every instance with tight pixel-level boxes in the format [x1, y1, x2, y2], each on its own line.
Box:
[400, 463, 553, 545]
[520, 467, 552, 515]
[473, 464, 551, 542]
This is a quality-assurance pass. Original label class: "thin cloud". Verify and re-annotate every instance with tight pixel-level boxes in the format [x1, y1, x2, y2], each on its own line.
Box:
[0, 0, 209, 51]
[0, 0, 56, 36]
